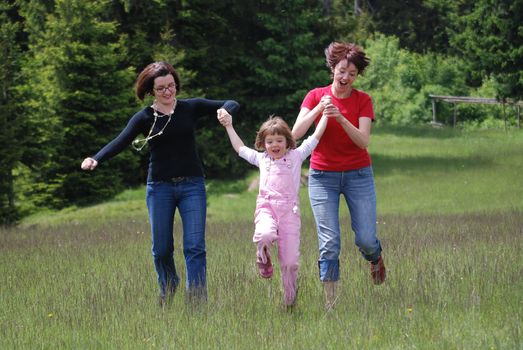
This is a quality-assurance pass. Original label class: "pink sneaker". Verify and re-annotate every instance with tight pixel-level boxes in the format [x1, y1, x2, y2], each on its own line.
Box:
[257, 260, 273, 279]
[257, 246, 273, 278]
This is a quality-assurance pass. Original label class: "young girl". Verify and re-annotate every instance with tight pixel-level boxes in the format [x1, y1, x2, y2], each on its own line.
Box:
[217, 111, 328, 307]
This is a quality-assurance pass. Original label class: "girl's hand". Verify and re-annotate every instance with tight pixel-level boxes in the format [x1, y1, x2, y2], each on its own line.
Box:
[217, 108, 232, 127]
[319, 95, 332, 110]
[81, 157, 98, 171]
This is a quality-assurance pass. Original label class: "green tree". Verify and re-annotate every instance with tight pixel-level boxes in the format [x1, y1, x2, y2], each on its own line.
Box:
[448, 0, 523, 100]
[327, 0, 374, 43]
[367, 0, 454, 53]
[176, 0, 331, 178]
[240, 0, 332, 121]
[20, 0, 138, 208]
[109, 0, 181, 70]
[108, 0, 202, 182]
[0, 1, 23, 224]
[360, 34, 468, 124]
[14, 1, 63, 209]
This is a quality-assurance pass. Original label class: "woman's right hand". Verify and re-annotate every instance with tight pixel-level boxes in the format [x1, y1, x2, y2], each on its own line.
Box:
[81, 157, 98, 171]
[217, 108, 232, 127]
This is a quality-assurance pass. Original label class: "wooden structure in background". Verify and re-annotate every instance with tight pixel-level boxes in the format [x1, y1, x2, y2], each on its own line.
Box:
[429, 94, 522, 128]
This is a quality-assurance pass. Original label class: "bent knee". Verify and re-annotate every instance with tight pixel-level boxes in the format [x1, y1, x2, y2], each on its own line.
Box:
[355, 235, 379, 253]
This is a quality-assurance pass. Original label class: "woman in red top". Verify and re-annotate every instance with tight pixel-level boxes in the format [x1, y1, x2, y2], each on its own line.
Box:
[292, 42, 386, 310]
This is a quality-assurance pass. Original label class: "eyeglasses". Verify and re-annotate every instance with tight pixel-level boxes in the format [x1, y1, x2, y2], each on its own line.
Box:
[154, 83, 176, 94]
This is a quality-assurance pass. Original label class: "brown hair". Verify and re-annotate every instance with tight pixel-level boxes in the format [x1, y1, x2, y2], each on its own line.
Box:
[254, 116, 296, 151]
[325, 42, 370, 75]
[134, 61, 181, 100]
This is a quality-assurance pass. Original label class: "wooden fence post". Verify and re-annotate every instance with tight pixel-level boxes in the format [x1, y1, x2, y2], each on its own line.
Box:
[518, 105, 521, 129]
[453, 103, 457, 127]
[503, 103, 507, 131]
[432, 98, 436, 124]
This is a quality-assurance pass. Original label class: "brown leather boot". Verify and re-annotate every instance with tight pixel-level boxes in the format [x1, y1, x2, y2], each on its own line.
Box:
[370, 255, 386, 285]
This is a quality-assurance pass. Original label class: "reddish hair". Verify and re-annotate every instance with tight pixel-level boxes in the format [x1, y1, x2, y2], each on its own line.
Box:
[325, 42, 370, 75]
[134, 61, 181, 100]
[254, 116, 296, 151]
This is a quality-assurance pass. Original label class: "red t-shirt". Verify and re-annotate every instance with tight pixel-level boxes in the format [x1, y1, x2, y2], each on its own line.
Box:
[301, 85, 374, 171]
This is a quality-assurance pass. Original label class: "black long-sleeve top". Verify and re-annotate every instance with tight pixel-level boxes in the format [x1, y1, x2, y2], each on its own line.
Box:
[93, 98, 240, 182]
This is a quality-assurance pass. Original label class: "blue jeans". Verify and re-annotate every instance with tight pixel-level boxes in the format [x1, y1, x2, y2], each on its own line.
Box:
[308, 166, 382, 281]
[146, 177, 207, 298]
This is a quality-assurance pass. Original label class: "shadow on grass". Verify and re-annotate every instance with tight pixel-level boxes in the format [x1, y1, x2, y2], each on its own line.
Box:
[0, 218, 151, 251]
[372, 124, 462, 139]
[375, 210, 523, 252]
[371, 153, 492, 176]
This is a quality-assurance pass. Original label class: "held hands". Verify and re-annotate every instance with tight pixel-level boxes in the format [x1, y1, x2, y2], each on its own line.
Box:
[217, 108, 244, 152]
[322, 103, 343, 123]
[319, 95, 343, 123]
[217, 108, 232, 127]
[319, 95, 332, 110]
[81, 157, 98, 171]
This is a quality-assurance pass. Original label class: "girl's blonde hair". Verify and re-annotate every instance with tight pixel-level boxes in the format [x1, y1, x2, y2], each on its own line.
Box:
[254, 116, 296, 151]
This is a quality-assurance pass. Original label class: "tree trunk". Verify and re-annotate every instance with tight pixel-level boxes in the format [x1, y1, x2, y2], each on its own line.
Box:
[323, 0, 331, 16]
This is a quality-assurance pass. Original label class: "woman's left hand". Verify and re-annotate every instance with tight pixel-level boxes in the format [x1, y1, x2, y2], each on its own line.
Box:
[323, 104, 343, 122]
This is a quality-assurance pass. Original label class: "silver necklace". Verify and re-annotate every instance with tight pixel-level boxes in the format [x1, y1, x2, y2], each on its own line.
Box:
[132, 100, 177, 151]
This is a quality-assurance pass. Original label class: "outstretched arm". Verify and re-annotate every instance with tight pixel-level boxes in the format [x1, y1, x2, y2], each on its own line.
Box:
[80, 111, 144, 171]
[311, 114, 329, 141]
[292, 95, 331, 140]
[217, 108, 244, 153]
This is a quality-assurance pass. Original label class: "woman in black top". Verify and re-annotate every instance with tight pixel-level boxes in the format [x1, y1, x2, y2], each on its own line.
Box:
[81, 61, 240, 305]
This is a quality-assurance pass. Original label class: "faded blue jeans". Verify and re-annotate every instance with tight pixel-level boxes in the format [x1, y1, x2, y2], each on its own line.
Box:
[146, 177, 207, 300]
[308, 166, 382, 281]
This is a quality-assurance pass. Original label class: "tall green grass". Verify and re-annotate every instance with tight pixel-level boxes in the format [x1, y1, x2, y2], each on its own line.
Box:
[1, 213, 521, 348]
[2, 126, 522, 349]
[370, 126, 523, 215]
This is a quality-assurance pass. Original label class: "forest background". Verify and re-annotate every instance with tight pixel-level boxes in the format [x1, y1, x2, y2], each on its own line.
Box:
[0, 0, 521, 225]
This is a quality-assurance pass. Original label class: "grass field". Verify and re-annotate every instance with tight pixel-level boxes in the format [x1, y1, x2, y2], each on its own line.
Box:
[1, 126, 522, 349]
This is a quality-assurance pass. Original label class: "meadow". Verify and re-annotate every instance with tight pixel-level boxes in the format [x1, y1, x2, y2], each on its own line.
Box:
[1, 125, 522, 349]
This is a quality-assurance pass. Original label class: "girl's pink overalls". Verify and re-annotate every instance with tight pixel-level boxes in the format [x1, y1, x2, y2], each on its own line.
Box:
[239, 136, 318, 305]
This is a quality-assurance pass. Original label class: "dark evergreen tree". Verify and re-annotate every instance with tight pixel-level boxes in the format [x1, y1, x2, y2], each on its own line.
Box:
[176, 0, 332, 178]
[447, 0, 523, 100]
[327, 0, 374, 43]
[239, 0, 333, 120]
[367, 0, 453, 53]
[14, 0, 60, 210]
[0, 1, 23, 224]
[109, 0, 181, 70]
[20, 0, 138, 207]
[108, 0, 203, 183]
